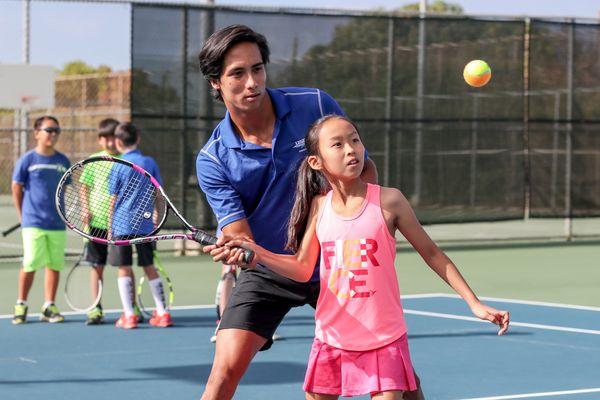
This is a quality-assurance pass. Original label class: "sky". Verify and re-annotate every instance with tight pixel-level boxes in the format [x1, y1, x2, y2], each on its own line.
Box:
[0, 0, 598, 71]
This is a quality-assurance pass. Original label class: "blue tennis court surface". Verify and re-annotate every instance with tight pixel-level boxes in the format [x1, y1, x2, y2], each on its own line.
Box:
[1, 294, 598, 400]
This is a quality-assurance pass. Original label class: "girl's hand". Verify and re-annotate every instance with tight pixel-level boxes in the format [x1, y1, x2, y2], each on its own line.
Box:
[202, 235, 257, 268]
[470, 302, 510, 335]
[222, 239, 259, 268]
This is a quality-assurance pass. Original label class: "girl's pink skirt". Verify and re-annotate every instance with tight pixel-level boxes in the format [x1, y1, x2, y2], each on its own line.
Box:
[303, 334, 418, 397]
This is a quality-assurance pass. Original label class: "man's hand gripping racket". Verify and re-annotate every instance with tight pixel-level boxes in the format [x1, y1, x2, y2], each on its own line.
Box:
[55, 156, 254, 264]
[204, 236, 259, 269]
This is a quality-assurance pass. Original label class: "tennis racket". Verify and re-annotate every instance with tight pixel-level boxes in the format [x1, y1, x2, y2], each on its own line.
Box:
[2, 223, 21, 237]
[64, 245, 103, 312]
[215, 265, 237, 320]
[136, 251, 174, 318]
[55, 156, 254, 263]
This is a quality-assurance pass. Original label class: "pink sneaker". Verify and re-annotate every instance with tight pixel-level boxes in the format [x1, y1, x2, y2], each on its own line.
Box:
[115, 313, 138, 329]
[149, 311, 173, 327]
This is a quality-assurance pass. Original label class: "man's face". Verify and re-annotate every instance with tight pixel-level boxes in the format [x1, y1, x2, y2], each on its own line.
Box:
[211, 41, 267, 113]
[98, 135, 118, 155]
[34, 119, 61, 148]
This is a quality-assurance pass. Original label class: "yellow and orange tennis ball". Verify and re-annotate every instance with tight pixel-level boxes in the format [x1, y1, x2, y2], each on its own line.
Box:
[463, 60, 491, 87]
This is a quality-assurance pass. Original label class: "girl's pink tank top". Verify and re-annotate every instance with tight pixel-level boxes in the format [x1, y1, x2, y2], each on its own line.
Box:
[315, 183, 407, 351]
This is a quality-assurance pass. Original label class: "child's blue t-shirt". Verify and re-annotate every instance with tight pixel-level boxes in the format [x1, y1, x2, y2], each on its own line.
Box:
[108, 149, 163, 238]
[12, 150, 71, 230]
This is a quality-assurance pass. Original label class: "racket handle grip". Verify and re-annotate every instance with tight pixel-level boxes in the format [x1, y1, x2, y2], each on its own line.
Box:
[192, 230, 217, 246]
[191, 231, 255, 264]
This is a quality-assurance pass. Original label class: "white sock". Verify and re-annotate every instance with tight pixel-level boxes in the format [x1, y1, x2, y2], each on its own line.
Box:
[148, 278, 166, 316]
[43, 301, 53, 310]
[117, 277, 135, 317]
[17, 300, 27, 306]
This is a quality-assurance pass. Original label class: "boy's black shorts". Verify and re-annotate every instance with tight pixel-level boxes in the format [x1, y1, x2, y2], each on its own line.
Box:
[218, 264, 320, 351]
[107, 242, 155, 267]
[84, 229, 109, 266]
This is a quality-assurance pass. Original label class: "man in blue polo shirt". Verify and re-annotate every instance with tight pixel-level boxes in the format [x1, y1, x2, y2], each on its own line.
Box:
[196, 25, 379, 399]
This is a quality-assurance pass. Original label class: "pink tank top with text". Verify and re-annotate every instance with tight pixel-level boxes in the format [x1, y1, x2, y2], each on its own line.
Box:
[314, 183, 407, 351]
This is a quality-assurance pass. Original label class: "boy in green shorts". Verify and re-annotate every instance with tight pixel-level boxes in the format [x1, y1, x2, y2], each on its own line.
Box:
[11, 116, 71, 324]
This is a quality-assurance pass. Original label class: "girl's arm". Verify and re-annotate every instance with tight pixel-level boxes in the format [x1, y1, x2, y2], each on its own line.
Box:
[207, 196, 324, 283]
[382, 187, 510, 335]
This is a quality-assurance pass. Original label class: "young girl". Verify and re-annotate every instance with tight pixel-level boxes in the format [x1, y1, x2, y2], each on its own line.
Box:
[209, 115, 510, 399]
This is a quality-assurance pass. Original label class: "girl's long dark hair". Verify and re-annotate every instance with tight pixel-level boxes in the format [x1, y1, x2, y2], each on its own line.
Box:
[285, 114, 358, 251]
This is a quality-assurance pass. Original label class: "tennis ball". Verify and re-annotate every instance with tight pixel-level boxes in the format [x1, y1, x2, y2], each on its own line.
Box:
[463, 60, 491, 87]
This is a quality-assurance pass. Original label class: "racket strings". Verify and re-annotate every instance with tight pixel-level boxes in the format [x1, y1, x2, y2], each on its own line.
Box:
[59, 160, 167, 241]
[122, 174, 158, 235]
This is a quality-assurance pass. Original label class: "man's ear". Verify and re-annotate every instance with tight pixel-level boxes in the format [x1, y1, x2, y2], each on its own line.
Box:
[307, 155, 322, 171]
[210, 78, 220, 92]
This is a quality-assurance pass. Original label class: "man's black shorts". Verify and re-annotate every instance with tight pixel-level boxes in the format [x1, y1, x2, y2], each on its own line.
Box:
[108, 242, 155, 267]
[218, 264, 320, 351]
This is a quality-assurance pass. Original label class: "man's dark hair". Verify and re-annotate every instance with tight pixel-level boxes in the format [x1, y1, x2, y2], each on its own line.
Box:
[98, 118, 119, 137]
[33, 115, 59, 130]
[198, 24, 270, 101]
[114, 122, 138, 147]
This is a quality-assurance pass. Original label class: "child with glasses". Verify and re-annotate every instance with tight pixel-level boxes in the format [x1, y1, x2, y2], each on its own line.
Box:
[11, 115, 71, 324]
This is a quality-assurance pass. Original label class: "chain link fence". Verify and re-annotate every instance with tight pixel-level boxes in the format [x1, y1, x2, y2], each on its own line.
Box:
[0, 71, 130, 185]
[2, 2, 600, 258]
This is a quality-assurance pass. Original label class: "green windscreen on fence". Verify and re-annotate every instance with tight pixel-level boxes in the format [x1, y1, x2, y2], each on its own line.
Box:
[131, 5, 600, 230]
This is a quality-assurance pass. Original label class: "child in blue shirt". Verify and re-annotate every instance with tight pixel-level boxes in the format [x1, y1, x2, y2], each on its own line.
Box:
[11, 115, 70, 324]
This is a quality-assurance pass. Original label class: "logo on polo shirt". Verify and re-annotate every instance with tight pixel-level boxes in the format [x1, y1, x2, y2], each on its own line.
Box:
[292, 139, 306, 152]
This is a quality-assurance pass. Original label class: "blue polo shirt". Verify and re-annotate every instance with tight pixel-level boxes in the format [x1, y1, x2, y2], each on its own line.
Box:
[108, 149, 163, 237]
[12, 150, 70, 230]
[196, 87, 345, 264]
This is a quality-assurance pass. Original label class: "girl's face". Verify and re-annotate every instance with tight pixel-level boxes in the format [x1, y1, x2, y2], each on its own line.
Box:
[311, 118, 365, 181]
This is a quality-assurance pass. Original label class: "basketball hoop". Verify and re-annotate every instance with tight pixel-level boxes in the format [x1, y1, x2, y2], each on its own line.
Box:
[0, 64, 54, 110]
[20, 95, 38, 110]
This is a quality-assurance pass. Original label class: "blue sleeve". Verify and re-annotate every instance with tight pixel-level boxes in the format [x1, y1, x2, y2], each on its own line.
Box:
[319, 89, 345, 117]
[149, 159, 162, 186]
[196, 153, 245, 232]
[11, 154, 29, 185]
[107, 164, 122, 195]
[62, 156, 71, 184]
[63, 155, 71, 170]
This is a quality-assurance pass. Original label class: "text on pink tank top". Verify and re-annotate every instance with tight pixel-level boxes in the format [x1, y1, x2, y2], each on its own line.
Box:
[314, 184, 407, 351]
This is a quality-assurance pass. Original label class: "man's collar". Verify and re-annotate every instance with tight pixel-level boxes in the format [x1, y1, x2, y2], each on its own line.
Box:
[220, 88, 290, 149]
[121, 148, 140, 155]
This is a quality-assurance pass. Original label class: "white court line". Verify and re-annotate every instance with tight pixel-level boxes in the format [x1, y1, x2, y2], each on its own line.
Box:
[404, 309, 600, 335]
[0, 304, 215, 319]
[435, 293, 600, 312]
[0, 243, 23, 249]
[402, 293, 447, 299]
[0, 293, 446, 319]
[457, 387, 600, 400]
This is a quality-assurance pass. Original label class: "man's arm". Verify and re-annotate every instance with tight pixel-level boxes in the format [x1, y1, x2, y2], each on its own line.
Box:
[361, 158, 378, 184]
[220, 219, 253, 240]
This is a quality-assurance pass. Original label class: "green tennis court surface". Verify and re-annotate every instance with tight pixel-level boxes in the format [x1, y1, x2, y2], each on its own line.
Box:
[0, 243, 598, 398]
[1, 295, 599, 400]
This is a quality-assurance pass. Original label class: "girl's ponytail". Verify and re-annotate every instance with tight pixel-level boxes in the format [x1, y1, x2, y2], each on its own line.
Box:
[286, 158, 328, 251]
[286, 113, 357, 251]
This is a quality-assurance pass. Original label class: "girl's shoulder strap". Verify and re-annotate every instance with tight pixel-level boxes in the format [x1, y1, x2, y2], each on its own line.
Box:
[315, 189, 333, 230]
[366, 183, 382, 206]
